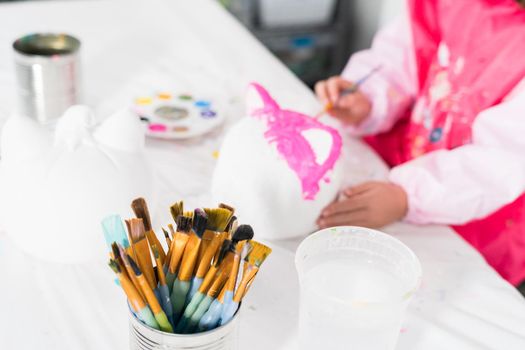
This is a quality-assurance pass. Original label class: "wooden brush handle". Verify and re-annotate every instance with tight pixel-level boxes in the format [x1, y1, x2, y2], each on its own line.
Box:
[233, 267, 258, 303]
[196, 233, 221, 277]
[168, 233, 189, 273]
[155, 256, 167, 286]
[119, 273, 146, 311]
[226, 254, 240, 292]
[207, 268, 230, 298]
[199, 265, 218, 294]
[136, 273, 162, 314]
[178, 238, 200, 281]
[125, 265, 147, 301]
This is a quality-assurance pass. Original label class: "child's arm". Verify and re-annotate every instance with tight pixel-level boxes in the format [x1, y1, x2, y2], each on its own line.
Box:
[339, 7, 417, 135]
[389, 85, 525, 224]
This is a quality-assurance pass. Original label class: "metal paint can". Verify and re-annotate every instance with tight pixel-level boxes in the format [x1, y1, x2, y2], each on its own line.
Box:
[129, 307, 239, 350]
[13, 33, 81, 123]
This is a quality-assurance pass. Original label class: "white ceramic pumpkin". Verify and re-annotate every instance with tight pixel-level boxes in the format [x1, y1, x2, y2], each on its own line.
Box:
[0, 106, 155, 263]
[212, 83, 343, 239]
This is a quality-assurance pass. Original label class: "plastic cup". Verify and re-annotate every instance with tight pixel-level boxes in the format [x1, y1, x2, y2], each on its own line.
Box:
[295, 226, 422, 350]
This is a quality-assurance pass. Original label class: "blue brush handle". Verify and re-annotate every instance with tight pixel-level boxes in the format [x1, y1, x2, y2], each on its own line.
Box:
[158, 284, 175, 327]
[166, 271, 177, 294]
[175, 292, 205, 333]
[219, 300, 239, 326]
[220, 291, 234, 322]
[197, 299, 223, 332]
[184, 295, 214, 333]
[153, 287, 162, 305]
[171, 279, 190, 323]
[139, 306, 160, 330]
[187, 277, 203, 304]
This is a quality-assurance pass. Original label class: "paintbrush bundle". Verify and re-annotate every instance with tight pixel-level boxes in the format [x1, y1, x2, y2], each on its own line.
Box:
[103, 197, 271, 334]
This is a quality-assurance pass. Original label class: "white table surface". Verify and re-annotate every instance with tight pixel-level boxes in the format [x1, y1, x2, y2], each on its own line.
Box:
[0, 1, 524, 349]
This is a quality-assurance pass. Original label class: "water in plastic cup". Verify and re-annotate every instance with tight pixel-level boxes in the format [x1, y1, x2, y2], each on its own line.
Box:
[295, 226, 422, 350]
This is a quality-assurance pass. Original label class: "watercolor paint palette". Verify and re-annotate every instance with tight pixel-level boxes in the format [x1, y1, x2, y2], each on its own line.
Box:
[133, 92, 225, 140]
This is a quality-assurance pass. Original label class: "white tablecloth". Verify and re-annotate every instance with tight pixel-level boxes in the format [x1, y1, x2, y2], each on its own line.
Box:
[0, 1, 524, 349]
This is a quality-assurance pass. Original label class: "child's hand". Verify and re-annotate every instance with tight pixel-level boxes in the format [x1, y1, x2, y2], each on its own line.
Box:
[314, 76, 372, 125]
[317, 181, 408, 229]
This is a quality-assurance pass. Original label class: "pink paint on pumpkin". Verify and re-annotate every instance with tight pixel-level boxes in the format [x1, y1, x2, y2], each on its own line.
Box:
[148, 123, 167, 132]
[249, 82, 342, 200]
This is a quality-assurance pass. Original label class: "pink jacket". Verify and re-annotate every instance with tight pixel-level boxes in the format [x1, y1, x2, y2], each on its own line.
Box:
[341, 0, 525, 285]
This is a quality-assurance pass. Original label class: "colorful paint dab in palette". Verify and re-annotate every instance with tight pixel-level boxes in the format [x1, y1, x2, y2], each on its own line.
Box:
[133, 92, 225, 140]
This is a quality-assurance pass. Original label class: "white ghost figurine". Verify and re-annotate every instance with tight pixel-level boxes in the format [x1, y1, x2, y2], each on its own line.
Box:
[0, 105, 155, 263]
[212, 83, 343, 240]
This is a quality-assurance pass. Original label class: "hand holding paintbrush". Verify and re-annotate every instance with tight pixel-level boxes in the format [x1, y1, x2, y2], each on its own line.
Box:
[314, 65, 382, 121]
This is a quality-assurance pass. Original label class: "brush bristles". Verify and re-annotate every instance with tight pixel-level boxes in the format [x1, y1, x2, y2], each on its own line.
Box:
[232, 225, 254, 243]
[225, 215, 237, 234]
[119, 245, 130, 265]
[204, 208, 233, 232]
[170, 201, 184, 221]
[183, 211, 194, 218]
[152, 245, 160, 259]
[246, 241, 272, 267]
[215, 239, 232, 267]
[111, 242, 120, 259]
[108, 259, 121, 273]
[127, 218, 146, 243]
[218, 203, 235, 214]
[162, 228, 170, 240]
[128, 254, 142, 276]
[176, 215, 192, 233]
[192, 209, 208, 238]
[131, 197, 152, 231]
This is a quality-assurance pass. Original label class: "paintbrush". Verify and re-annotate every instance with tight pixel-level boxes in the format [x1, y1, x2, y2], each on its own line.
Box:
[197, 283, 228, 332]
[127, 218, 157, 291]
[102, 214, 130, 251]
[198, 231, 216, 265]
[203, 208, 233, 234]
[152, 245, 175, 327]
[162, 227, 173, 272]
[108, 259, 160, 330]
[198, 203, 229, 261]
[178, 256, 233, 333]
[116, 244, 147, 302]
[170, 201, 184, 222]
[170, 209, 207, 323]
[220, 241, 272, 325]
[186, 207, 234, 302]
[128, 255, 174, 333]
[223, 216, 238, 242]
[218, 202, 235, 213]
[166, 218, 192, 293]
[219, 225, 254, 321]
[176, 239, 232, 332]
[187, 229, 224, 302]
[203, 207, 233, 265]
[196, 231, 251, 332]
[132, 197, 167, 266]
[314, 65, 382, 118]
[162, 227, 172, 248]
